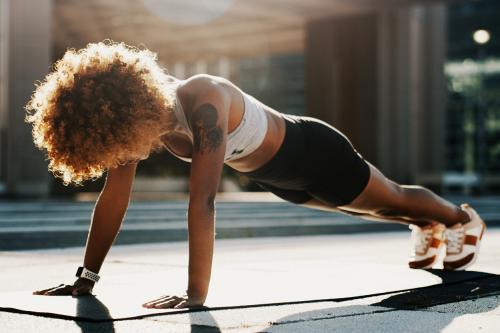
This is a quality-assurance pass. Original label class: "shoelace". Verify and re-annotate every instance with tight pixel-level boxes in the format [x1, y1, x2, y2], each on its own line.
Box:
[410, 226, 433, 253]
[445, 225, 465, 253]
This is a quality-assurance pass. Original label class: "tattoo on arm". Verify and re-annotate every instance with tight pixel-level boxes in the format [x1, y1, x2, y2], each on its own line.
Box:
[191, 104, 223, 153]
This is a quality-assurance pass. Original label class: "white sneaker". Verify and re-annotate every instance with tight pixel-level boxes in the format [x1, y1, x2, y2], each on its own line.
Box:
[443, 204, 486, 270]
[409, 223, 446, 269]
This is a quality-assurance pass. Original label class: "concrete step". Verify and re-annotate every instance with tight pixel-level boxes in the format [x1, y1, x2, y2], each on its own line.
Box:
[0, 196, 499, 251]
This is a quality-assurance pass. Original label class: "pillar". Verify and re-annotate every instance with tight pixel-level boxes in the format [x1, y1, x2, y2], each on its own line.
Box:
[305, 13, 379, 164]
[4, 0, 52, 197]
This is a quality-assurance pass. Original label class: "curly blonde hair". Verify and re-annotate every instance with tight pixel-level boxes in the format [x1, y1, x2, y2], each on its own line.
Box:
[26, 41, 177, 185]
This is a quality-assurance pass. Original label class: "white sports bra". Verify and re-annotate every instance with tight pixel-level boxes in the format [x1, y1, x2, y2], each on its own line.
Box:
[165, 88, 268, 162]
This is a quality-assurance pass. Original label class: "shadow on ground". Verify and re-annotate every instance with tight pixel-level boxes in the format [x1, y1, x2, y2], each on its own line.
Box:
[189, 311, 222, 333]
[71, 296, 222, 333]
[29, 270, 500, 332]
[259, 270, 500, 332]
[75, 296, 115, 333]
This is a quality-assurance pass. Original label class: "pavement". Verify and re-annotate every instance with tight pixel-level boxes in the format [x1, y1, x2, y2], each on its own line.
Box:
[1, 196, 500, 332]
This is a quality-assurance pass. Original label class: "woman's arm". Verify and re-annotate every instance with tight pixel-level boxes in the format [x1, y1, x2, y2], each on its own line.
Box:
[185, 84, 229, 305]
[143, 79, 230, 309]
[33, 162, 137, 296]
[83, 162, 137, 274]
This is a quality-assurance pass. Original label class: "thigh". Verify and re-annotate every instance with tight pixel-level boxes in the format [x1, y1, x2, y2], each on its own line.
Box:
[337, 162, 404, 214]
[256, 182, 312, 205]
[298, 117, 371, 206]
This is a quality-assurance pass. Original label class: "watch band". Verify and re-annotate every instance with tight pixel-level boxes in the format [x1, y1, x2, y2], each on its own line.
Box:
[75, 266, 100, 283]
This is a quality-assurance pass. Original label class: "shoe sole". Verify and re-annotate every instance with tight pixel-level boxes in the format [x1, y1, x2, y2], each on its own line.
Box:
[409, 255, 437, 269]
[409, 241, 445, 269]
[408, 231, 445, 269]
[443, 221, 486, 271]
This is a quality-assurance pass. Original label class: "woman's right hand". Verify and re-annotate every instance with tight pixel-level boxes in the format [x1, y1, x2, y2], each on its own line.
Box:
[33, 278, 94, 296]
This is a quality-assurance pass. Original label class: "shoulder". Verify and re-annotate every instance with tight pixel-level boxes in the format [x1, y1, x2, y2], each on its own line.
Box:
[179, 74, 231, 99]
[178, 74, 232, 114]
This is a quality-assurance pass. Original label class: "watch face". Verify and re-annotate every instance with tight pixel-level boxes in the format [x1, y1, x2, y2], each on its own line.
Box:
[76, 266, 84, 277]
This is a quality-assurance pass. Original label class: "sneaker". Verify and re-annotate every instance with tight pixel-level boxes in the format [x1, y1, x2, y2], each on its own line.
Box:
[409, 223, 446, 269]
[443, 204, 486, 270]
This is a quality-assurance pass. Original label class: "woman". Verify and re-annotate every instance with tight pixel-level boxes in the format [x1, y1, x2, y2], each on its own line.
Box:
[28, 42, 486, 309]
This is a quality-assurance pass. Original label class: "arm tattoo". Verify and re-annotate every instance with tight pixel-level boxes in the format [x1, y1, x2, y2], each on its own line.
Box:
[191, 103, 223, 153]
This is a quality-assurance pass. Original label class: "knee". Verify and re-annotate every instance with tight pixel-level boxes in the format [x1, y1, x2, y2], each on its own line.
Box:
[402, 184, 432, 196]
[371, 185, 428, 218]
[372, 207, 404, 218]
[371, 184, 407, 218]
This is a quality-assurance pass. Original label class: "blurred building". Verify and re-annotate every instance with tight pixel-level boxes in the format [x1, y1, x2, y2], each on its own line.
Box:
[0, 0, 498, 197]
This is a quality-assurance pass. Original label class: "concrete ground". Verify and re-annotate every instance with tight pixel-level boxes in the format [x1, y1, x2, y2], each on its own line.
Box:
[2, 229, 500, 332]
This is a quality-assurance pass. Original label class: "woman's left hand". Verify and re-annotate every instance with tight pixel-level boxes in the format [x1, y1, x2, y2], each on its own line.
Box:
[142, 294, 204, 309]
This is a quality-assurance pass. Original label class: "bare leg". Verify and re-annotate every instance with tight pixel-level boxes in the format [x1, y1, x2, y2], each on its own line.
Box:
[303, 162, 470, 227]
[302, 198, 435, 227]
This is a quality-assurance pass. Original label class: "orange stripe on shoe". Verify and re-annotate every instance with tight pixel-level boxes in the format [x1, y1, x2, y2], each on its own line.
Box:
[464, 235, 478, 246]
[430, 238, 442, 248]
[409, 255, 436, 269]
[443, 253, 474, 270]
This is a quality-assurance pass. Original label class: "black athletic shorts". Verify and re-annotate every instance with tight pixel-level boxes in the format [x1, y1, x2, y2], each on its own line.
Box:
[240, 115, 371, 206]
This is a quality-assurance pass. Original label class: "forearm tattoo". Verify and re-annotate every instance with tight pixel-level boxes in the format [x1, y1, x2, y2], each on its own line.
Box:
[191, 104, 223, 153]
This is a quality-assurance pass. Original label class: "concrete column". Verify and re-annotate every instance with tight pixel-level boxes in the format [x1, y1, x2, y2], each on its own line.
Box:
[377, 4, 447, 186]
[377, 7, 413, 183]
[419, 5, 447, 187]
[0, 0, 10, 191]
[6, 0, 52, 197]
[305, 13, 378, 163]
